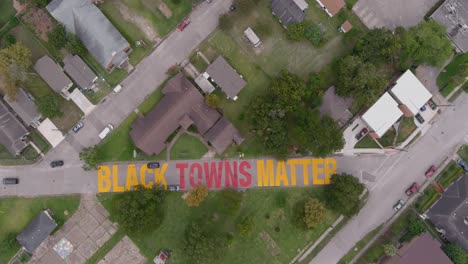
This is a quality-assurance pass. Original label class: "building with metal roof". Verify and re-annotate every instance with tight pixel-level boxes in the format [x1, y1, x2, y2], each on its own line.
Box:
[390, 70, 432, 117]
[34, 56, 73, 99]
[431, 0, 468, 53]
[204, 56, 247, 100]
[63, 54, 98, 90]
[361, 92, 403, 138]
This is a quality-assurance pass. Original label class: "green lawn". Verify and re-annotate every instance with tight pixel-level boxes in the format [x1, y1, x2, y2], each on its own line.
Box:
[170, 134, 208, 160]
[377, 128, 396, 148]
[82, 52, 128, 87]
[436, 161, 464, 188]
[29, 130, 51, 154]
[339, 225, 383, 264]
[10, 25, 50, 63]
[0, 196, 80, 263]
[0, 144, 38, 166]
[397, 118, 417, 144]
[438, 53, 468, 97]
[458, 145, 468, 161]
[415, 185, 439, 213]
[0, 1, 16, 29]
[99, 187, 339, 264]
[355, 136, 380, 149]
[189, 53, 209, 72]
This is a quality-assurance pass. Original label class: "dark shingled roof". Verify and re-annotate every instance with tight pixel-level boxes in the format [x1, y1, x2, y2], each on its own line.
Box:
[4, 88, 41, 127]
[0, 100, 29, 155]
[427, 174, 468, 251]
[271, 0, 306, 26]
[16, 210, 57, 253]
[63, 54, 98, 90]
[431, 0, 468, 53]
[204, 117, 245, 154]
[34, 56, 72, 93]
[319, 86, 353, 127]
[205, 56, 246, 99]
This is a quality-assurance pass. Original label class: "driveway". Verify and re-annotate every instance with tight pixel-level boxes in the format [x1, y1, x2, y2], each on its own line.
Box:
[353, 0, 439, 29]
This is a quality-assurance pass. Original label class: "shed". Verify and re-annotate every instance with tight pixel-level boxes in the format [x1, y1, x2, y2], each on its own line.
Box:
[16, 210, 57, 253]
[340, 20, 353, 33]
[63, 54, 98, 90]
[205, 56, 247, 99]
[4, 88, 42, 127]
[195, 73, 216, 94]
[34, 56, 73, 99]
[244, 27, 261, 47]
[361, 92, 403, 138]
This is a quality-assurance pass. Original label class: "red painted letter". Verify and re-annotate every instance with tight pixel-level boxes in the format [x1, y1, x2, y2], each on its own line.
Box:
[176, 163, 188, 189]
[189, 163, 203, 187]
[204, 162, 223, 188]
[225, 161, 238, 188]
[239, 161, 252, 188]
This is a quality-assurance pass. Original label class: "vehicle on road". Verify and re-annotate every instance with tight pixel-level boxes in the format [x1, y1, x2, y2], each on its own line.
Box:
[178, 18, 190, 31]
[393, 199, 405, 211]
[355, 128, 369, 140]
[415, 113, 425, 124]
[405, 182, 419, 196]
[72, 122, 84, 133]
[3, 178, 19, 185]
[457, 159, 468, 172]
[147, 162, 160, 169]
[99, 124, 114, 140]
[425, 165, 437, 177]
[113, 85, 123, 94]
[427, 99, 437, 110]
[168, 185, 180, 191]
[50, 160, 64, 168]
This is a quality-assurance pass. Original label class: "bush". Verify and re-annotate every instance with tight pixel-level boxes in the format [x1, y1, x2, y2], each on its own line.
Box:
[205, 94, 222, 109]
[6, 34, 16, 45]
[286, 23, 305, 41]
[234, 0, 255, 13]
[48, 24, 67, 50]
[37, 95, 63, 118]
[383, 244, 397, 256]
[304, 23, 323, 46]
[303, 198, 326, 229]
[443, 243, 468, 264]
[186, 185, 209, 207]
[66, 34, 87, 56]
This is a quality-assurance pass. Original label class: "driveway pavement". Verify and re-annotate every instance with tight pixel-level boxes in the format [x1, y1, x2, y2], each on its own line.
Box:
[353, 0, 439, 29]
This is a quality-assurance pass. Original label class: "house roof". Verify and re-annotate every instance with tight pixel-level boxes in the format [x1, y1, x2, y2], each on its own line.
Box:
[63, 54, 97, 89]
[47, 0, 130, 68]
[341, 20, 353, 32]
[319, 86, 353, 126]
[317, 0, 345, 16]
[16, 210, 57, 253]
[431, 0, 468, 52]
[0, 100, 29, 155]
[271, 0, 307, 26]
[427, 174, 468, 251]
[4, 88, 41, 126]
[195, 74, 215, 94]
[204, 116, 245, 154]
[130, 73, 221, 155]
[34, 56, 72, 93]
[390, 70, 432, 115]
[362, 92, 403, 137]
[205, 56, 246, 98]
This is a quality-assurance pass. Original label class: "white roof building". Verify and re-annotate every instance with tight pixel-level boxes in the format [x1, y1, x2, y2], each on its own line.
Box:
[362, 93, 403, 138]
[390, 70, 432, 116]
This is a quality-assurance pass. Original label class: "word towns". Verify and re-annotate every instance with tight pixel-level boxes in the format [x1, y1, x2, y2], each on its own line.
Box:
[97, 158, 337, 193]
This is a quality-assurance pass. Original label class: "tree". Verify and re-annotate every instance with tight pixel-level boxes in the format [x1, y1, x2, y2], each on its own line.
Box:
[205, 94, 221, 109]
[303, 198, 326, 229]
[0, 43, 31, 98]
[270, 71, 306, 113]
[80, 146, 104, 170]
[67, 34, 87, 56]
[383, 244, 397, 256]
[286, 23, 305, 41]
[220, 189, 243, 214]
[37, 95, 63, 118]
[186, 185, 209, 207]
[325, 173, 365, 216]
[304, 23, 323, 46]
[48, 24, 67, 50]
[112, 185, 166, 233]
[443, 243, 468, 264]
[353, 28, 401, 65]
[184, 222, 227, 263]
[408, 217, 426, 236]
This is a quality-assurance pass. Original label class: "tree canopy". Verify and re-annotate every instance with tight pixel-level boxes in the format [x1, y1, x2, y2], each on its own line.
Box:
[48, 24, 67, 50]
[286, 23, 305, 41]
[184, 222, 227, 263]
[80, 146, 104, 170]
[325, 173, 365, 216]
[443, 243, 468, 264]
[186, 185, 209, 207]
[353, 28, 401, 65]
[0, 43, 31, 98]
[304, 23, 323, 46]
[303, 198, 326, 229]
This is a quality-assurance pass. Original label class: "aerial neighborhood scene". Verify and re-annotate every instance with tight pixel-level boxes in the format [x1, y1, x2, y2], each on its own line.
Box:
[1, 0, 468, 263]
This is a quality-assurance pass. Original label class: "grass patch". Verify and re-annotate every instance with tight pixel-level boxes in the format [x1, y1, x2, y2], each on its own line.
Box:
[415, 185, 439, 213]
[190, 53, 209, 72]
[9, 24, 50, 63]
[355, 136, 380, 149]
[458, 145, 468, 161]
[436, 161, 464, 188]
[397, 118, 417, 144]
[437, 53, 468, 97]
[0, 196, 80, 263]
[82, 53, 127, 87]
[378, 128, 396, 148]
[170, 133, 208, 160]
[99, 187, 339, 264]
[86, 229, 125, 264]
[29, 130, 51, 154]
[0, 1, 16, 28]
[339, 224, 383, 264]
[448, 86, 465, 102]
[344, 0, 359, 8]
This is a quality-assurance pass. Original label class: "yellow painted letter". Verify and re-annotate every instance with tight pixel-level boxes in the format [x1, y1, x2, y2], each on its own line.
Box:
[125, 164, 139, 190]
[275, 161, 289, 186]
[286, 159, 299, 186]
[97, 165, 111, 193]
[112, 165, 124, 192]
[257, 160, 274, 187]
[312, 158, 325, 185]
[324, 158, 337, 184]
[154, 163, 168, 189]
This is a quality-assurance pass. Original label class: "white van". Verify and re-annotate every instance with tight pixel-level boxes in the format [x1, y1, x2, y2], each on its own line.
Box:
[99, 124, 114, 140]
[113, 85, 123, 94]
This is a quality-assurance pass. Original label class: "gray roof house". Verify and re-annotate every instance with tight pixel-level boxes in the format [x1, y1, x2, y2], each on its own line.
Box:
[63, 54, 98, 90]
[34, 56, 73, 99]
[47, 0, 131, 71]
[16, 210, 57, 253]
[204, 117, 245, 154]
[431, 0, 468, 53]
[0, 100, 29, 155]
[271, 0, 308, 27]
[4, 88, 42, 127]
[205, 56, 247, 100]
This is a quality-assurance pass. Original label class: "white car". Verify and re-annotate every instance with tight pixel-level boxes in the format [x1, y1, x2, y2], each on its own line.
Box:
[99, 124, 114, 140]
[393, 200, 405, 211]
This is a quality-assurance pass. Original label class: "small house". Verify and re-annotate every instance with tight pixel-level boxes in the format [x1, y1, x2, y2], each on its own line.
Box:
[16, 210, 57, 253]
[0, 100, 29, 155]
[271, 0, 308, 27]
[4, 88, 42, 127]
[339, 20, 353, 33]
[316, 0, 345, 17]
[34, 56, 73, 99]
[204, 56, 247, 100]
[63, 54, 98, 90]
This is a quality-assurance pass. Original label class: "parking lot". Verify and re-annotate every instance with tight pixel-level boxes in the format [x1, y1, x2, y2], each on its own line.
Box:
[353, 0, 439, 29]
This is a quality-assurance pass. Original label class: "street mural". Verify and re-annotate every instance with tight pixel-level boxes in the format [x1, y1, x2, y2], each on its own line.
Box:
[97, 158, 337, 193]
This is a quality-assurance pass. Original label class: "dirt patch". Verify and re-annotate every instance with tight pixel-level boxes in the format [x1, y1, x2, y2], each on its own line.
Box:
[259, 231, 280, 256]
[158, 2, 172, 18]
[13, 0, 28, 13]
[21, 7, 55, 41]
[116, 2, 158, 41]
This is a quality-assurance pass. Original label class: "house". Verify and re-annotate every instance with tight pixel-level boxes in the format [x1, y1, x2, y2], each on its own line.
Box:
[361, 93, 403, 138]
[316, 0, 345, 17]
[244, 27, 261, 47]
[382, 233, 452, 264]
[431, 0, 468, 53]
[204, 117, 245, 154]
[0, 100, 29, 155]
[34, 56, 73, 99]
[271, 0, 308, 27]
[47, 0, 131, 71]
[389, 70, 433, 117]
[204, 56, 247, 100]
[427, 174, 468, 251]
[16, 210, 57, 253]
[319, 86, 353, 127]
[339, 20, 353, 33]
[4, 88, 42, 127]
[63, 54, 98, 90]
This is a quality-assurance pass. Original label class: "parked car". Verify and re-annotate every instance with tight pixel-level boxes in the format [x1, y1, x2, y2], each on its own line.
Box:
[113, 85, 123, 94]
[355, 128, 369, 140]
[50, 160, 64, 168]
[147, 162, 160, 169]
[178, 18, 190, 31]
[393, 199, 405, 211]
[99, 124, 114, 140]
[3, 178, 19, 185]
[168, 185, 180, 191]
[425, 165, 437, 177]
[72, 122, 84, 133]
[415, 113, 425, 124]
[229, 4, 236, 11]
[457, 159, 468, 172]
[427, 99, 437, 110]
[405, 182, 419, 196]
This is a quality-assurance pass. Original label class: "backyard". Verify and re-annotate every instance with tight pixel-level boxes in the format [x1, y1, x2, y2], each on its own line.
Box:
[170, 134, 208, 160]
[0, 196, 80, 263]
[0, 1, 16, 28]
[98, 187, 339, 264]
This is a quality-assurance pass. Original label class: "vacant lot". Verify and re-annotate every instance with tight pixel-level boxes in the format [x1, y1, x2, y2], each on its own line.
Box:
[0, 1, 16, 28]
[99, 187, 338, 264]
[10, 24, 49, 63]
[0, 196, 80, 263]
[438, 53, 468, 97]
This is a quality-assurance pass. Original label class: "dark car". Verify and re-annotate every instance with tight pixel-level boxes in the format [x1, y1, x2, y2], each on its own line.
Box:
[3, 178, 19, 185]
[355, 128, 369, 140]
[457, 159, 468, 172]
[405, 182, 419, 197]
[147, 162, 160, 169]
[168, 185, 180, 191]
[50, 160, 64, 168]
[425, 165, 437, 177]
[427, 99, 437, 110]
[72, 122, 84, 133]
[415, 113, 425, 124]
[177, 18, 190, 31]
[229, 4, 236, 11]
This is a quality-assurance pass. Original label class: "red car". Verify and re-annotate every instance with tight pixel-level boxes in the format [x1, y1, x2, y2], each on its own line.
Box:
[425, 165, 437, 177]
[355, 128, 369, 140]
[405, 182, 419, 196]
[178, 18, 191, 31]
